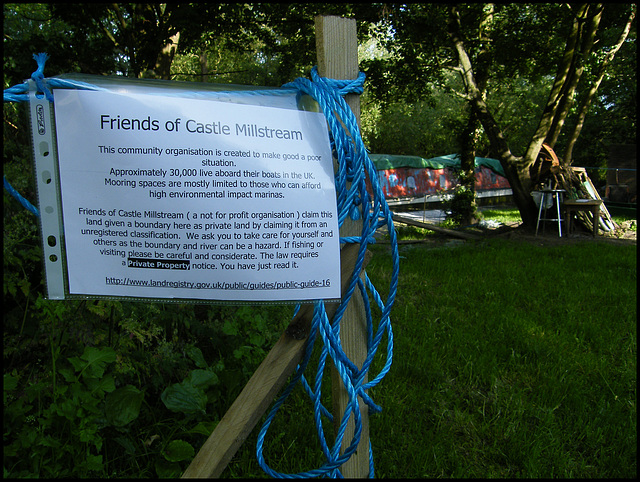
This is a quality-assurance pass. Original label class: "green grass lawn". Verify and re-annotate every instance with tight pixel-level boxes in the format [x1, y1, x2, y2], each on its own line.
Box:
[480, 206, 524, 224]
[224, 233, 636, 478]
[363, 236, 636, 478]
[4, 205, 636, 478]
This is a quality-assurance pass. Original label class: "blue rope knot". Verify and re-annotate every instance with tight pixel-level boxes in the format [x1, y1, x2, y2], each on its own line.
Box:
[309, 67, 366, 96]
[31, 52, 55, 102]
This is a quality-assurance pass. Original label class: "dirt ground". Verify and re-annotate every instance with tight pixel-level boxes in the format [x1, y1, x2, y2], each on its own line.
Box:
[388, 218, 637, 248]
[470, 218, 637, 247]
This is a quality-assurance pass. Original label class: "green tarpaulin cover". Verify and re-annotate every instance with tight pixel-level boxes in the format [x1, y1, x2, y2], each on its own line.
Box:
[370, 153, 506, 177]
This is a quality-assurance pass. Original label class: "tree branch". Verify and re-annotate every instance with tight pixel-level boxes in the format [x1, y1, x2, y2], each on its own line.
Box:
[447, 5, 515, 162]
[110, 3, 139, 77]
[564, 4, 636, 163]
[524, 3, 589, 163]
[545, 3, 603, 148]
[170, 69, 251, 78]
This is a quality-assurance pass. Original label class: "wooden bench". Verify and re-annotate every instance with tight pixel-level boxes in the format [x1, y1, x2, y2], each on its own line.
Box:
[564, 199, 603, 237]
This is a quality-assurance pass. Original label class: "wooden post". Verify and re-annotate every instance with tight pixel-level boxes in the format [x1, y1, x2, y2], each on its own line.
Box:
[181, 244, 371, 478]
[315, 15, 370, 478]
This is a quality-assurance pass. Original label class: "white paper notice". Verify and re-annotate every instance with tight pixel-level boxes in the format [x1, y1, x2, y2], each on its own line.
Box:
[52, 89, 340, 302]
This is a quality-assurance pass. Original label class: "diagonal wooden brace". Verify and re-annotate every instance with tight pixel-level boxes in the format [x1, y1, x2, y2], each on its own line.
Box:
[182, 242, 372, 478]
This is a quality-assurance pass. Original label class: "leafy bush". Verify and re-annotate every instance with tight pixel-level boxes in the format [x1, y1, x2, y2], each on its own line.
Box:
[3, 250, 291, 478]
[4, 155, 292, 477]
[4, 346, 119, 477]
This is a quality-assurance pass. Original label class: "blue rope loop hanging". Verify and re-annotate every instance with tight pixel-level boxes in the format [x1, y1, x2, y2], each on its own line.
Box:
[3, 53, 400, 479]
[257, 68, 398, 478]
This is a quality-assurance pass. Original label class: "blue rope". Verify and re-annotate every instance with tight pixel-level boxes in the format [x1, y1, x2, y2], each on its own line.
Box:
[3, 53, 400, 478]
[31, 52, 55, 102]
[3, 176, 39, 217]
[3, 53, 56, 213]
[255, 67, 399, 478]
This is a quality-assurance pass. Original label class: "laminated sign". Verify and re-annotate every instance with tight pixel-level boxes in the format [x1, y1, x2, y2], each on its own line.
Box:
[30, 82, 341, 302]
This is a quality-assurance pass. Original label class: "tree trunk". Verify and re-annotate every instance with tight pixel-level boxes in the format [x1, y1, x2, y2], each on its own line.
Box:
[457, 108, 480, 225]
[448, 5, 540, 228]
[447, 4, 624, 229]
[199, 48, 210, 83]
[524, 4, 589, 162]
[450, 4, 495, 226]
[505, 160, 539, 227]
[154, 31, 180, 80]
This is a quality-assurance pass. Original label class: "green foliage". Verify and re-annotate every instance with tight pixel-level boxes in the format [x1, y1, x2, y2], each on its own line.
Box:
[3, 279, 291, 478]
[361, 91, 466, 157]
[362, 3, 636, 168]
[4, 2, 634, 167]
[161, 373, 211, 415]
[3, 3, 636, 477]
[3, 186, 291, 478]
[163, 439, 195, 463]
[155, 439, 196, 477]
[4, 181, 287, 478]
[487, 75, 553, 157]
[4, 346, 119, 477]
[105, 385, 144, 427]
[441, 164, 481, 227]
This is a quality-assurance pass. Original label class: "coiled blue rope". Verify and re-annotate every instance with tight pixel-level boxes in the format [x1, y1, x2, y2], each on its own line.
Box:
[3, 53, 399, 478]
[254, 68, 398, 478]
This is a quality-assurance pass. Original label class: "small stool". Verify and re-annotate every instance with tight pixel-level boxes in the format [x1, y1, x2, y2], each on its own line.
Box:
[564, 199, 603, 237]
[535, 189, 565, 237]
